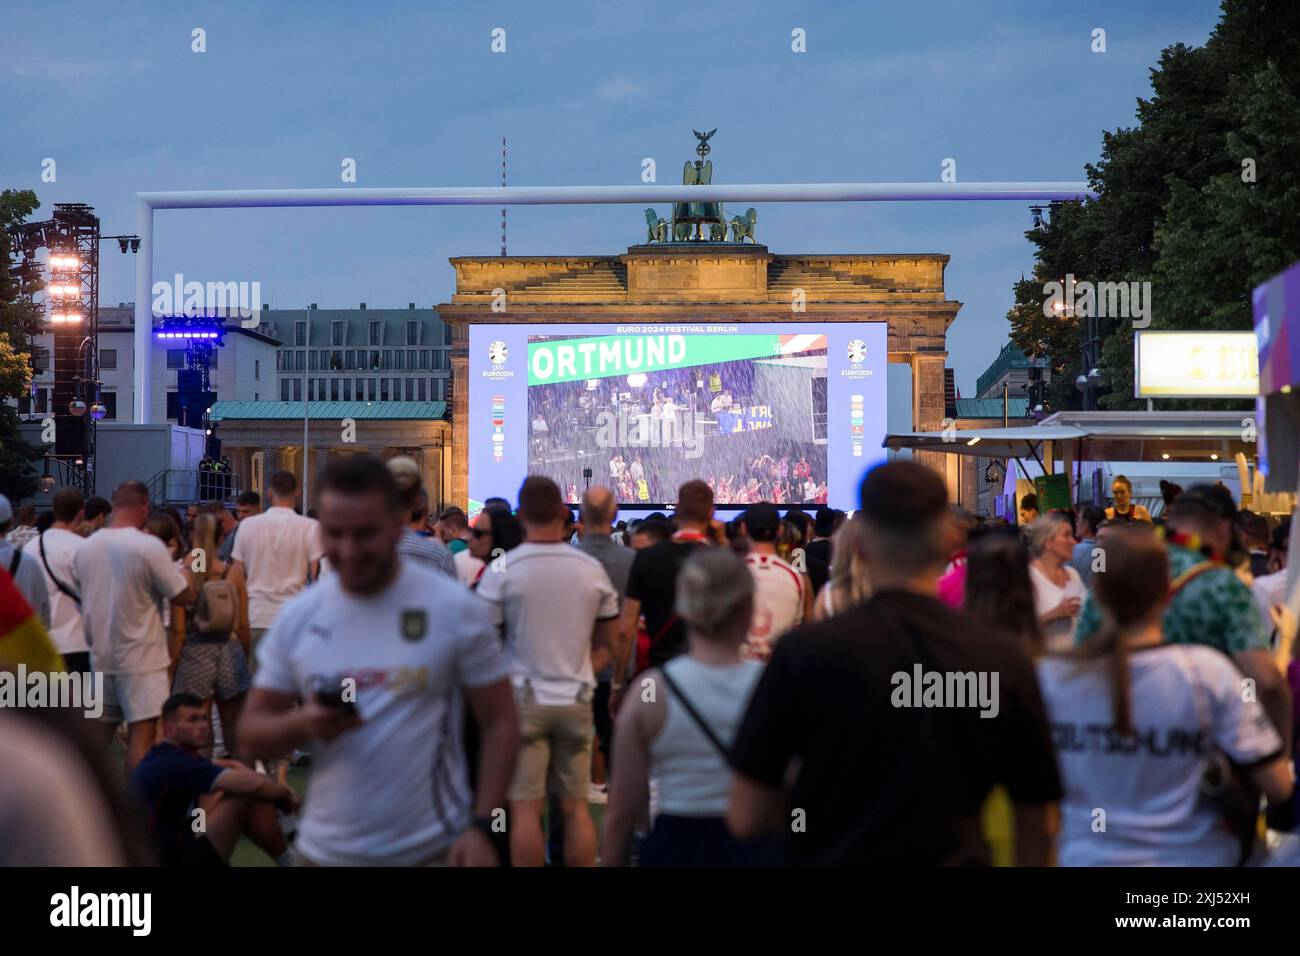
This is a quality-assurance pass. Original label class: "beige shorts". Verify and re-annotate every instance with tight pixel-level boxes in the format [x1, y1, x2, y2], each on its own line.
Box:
[509, 692, 594, 802]
[100, 669, 170, 724]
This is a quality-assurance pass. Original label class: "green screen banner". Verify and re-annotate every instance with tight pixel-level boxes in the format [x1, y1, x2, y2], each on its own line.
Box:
[527, 333, 783, 385]
[1034, 472, 1071, 511]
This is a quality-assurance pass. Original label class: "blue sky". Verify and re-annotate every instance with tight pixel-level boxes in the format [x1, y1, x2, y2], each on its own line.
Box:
[2, 0, 1224, 392]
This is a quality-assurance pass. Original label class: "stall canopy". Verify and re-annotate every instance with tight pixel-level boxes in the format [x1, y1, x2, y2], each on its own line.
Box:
[883, 411, 1250, 462]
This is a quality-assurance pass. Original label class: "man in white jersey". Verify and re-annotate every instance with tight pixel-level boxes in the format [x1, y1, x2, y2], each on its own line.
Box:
[229, 469, 324, 660]
[740, 503, 810, 662]
[475, 475, 619, 867]
[238, 456, 519, 866]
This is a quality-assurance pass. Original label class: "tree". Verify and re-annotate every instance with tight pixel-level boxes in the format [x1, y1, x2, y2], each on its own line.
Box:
[0, 188, 47, 500]
[1009, 0, 1300, 411]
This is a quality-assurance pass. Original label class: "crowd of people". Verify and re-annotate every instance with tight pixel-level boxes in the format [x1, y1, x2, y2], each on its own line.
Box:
[1, 456, 1297, 867]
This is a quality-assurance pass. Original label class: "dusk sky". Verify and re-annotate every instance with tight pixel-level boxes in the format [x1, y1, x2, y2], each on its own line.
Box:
[3, 0, 1224, 392]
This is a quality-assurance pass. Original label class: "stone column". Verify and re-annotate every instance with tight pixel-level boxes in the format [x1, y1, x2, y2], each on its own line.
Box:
[451, 347, 470, 510]
[911, 352, 953, 497]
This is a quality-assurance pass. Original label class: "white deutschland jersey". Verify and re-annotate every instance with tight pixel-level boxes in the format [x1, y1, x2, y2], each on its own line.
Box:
[744, 552, 805, 662]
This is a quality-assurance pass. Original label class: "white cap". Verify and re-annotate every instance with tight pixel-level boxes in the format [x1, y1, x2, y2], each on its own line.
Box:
[0, 494, 12, 525]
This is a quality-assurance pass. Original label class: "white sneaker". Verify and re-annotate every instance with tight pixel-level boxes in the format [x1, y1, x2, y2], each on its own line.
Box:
[588, 783, 608, 805]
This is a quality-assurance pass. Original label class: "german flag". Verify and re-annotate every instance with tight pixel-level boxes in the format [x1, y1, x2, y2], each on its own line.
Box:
[0, 566, 64, 672]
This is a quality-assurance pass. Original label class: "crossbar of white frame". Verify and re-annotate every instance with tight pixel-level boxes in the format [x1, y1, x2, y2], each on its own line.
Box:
[133, 180, 1097, 422]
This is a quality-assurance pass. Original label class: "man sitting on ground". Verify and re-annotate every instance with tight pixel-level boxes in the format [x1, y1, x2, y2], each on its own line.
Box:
[130, 692, 299, 866]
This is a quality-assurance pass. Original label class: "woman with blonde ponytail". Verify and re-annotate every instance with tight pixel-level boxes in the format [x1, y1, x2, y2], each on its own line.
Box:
[1036, 525, 1293, 865]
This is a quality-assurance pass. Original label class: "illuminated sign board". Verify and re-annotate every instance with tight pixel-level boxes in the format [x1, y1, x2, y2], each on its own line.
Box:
[1134, 331, 1259, 398]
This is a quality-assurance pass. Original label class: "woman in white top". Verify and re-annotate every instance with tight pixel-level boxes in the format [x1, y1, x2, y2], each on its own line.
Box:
[602, 548, 775, 866]
[1036, 526, 1293, 866]
[1027, 513, 1086, 652]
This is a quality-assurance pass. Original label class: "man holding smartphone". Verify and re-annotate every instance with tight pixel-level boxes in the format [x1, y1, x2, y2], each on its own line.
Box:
[239, 456, 520, 866]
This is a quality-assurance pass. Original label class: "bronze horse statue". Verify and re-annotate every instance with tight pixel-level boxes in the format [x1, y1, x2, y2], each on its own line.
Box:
[729, 208, 757, 243]
[644, 208, 668, 243]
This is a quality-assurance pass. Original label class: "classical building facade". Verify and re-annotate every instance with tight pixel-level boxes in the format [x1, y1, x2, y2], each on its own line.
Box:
[437, 243, 962, 508]
[207, 400, 452, 509]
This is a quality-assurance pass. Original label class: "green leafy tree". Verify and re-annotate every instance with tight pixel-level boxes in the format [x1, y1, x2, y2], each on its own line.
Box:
[1009, 0, 1300, 411]
[0, 188, 47, 500]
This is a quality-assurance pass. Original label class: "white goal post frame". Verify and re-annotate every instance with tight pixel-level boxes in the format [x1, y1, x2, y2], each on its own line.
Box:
[133, 180, 1097, 423]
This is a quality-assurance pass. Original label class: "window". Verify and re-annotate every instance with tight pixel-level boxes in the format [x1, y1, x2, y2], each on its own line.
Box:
[380, 379, 390, 401]
[370, 350, 381, 369]
[356, 377, 365, 400]
[369, 321, 381, 346]
[342, 378, 352, 401]
[307, 380, 315, 401]
[417, 378, 426, 401]
[383, 350, 393, 370]
[255, 359, 260, 381]
[317, 378, 326, 398]
[100, 349, 117, 370]
[433, 378, 443, 400]
[100, 392, 117, 420]
[406, 321, 419, 346]
[293, 378, 302, 402]
[210, 350, 218, 369]
[344, 350, 356, 370]
[443, 324, 452, 345]
[295, 321, 307, 346]
[330, 379, 340, 401]
[254, 392, 258, 401]
[166, 349, 185, 369]
[166, 391, 178, 419]
[281, 379, 291, 401]
[310, 350, 319, 371]
[332, 321, 345, 346]
[406, 378, 416, 400]
[419, 350, 430, 370]
[331, 350, 342, 370]
[295, 350, 305, 371]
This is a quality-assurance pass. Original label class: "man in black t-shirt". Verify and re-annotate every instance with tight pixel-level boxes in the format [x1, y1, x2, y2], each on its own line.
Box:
[726, 461, 1062, 866]
[611, 480, 716, 714]
[130, 693, 299, 866]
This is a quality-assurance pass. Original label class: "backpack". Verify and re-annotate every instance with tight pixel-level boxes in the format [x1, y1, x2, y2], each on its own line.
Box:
[193, 579, 238, 635]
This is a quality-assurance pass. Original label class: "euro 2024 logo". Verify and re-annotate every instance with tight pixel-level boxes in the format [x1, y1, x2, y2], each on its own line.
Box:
[488, 340, 508, 366]
[847, 339, 866, 365]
